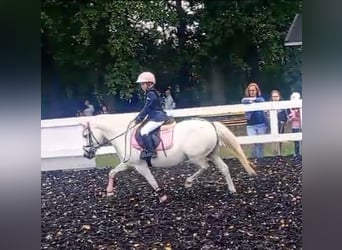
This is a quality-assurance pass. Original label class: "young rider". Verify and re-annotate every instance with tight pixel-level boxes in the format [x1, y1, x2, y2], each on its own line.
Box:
[134, 72, 167, 160]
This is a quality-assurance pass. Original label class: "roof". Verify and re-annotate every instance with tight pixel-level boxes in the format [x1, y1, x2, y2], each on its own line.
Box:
[285, 14, 302, 46]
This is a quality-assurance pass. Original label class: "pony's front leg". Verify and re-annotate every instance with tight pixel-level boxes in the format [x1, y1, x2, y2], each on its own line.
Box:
[134, 164, 168, 203]
[106, 162, 129, 197]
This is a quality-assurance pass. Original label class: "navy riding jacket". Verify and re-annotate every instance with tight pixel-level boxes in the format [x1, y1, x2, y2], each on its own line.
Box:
[136, 87, 167, 122]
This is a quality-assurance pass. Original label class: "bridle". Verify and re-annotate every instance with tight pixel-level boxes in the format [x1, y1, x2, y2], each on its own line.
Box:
[82, 121, 136, 160]
[82, 122, 103, 159]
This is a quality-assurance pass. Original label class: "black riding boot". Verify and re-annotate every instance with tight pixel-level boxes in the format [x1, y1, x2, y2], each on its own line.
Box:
[141, 134, 157, 160]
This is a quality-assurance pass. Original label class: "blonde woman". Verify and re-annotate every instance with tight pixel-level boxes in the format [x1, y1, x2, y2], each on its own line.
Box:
[241, 83, 268, 161]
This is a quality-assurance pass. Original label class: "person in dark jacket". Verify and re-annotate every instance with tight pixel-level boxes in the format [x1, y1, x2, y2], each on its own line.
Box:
[269, 89, 288, 155]
[134, 72, 167, 160]
[241, 82, 268, 160]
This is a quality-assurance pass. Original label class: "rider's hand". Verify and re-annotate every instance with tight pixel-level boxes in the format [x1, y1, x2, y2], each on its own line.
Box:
[135, 116, 143, 124]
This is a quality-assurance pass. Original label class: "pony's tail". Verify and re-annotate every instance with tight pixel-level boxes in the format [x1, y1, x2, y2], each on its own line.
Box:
[213, 121, 256, 176]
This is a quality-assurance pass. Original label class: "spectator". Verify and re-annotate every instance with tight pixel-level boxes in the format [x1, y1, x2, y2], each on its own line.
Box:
[164, 87, 176, 110]
[76, 110, 83, 117]
[269, 90, 288, 155]
[83, 99, 95, 116]
[241, 82, 268, 161]
[156, 88, 162, 97]
[288, 92, 302, 156]
[98, 104, 109, 114]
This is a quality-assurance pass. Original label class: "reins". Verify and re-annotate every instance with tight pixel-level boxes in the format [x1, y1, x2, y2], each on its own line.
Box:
[84, 120, 137, 162]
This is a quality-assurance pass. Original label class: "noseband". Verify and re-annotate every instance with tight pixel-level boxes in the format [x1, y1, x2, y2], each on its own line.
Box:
[83, 122, 101, 159]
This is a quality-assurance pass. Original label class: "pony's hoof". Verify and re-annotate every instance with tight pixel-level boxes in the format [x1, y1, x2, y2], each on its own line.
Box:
[229, 189, 237, 194]
[184, 181, 192, 189]
[228, 191, 238, 198]
[106, 192, 115, 198]
[159, 194, 168, 203]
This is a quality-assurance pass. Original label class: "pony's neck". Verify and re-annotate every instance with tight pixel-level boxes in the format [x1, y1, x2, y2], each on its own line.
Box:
[94, 122, 123, 141]
[93, 120, 130, 161]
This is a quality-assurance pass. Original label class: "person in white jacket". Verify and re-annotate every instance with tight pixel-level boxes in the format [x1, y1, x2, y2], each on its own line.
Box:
[164, 88, 176, 110]
[83, 99, 95, 116]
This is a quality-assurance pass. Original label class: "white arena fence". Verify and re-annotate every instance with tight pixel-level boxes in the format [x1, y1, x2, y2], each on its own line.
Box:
[41, 100, 302, 171]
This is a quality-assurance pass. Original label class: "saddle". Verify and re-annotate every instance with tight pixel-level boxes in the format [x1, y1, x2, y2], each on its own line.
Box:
[132, 116, 176, 152]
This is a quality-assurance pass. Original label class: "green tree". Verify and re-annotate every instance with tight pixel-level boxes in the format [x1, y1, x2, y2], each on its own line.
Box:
[41, 0, 302, 117]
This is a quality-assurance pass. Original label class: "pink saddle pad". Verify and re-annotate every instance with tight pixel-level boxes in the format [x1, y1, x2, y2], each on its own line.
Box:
[131, 127, 175, 151]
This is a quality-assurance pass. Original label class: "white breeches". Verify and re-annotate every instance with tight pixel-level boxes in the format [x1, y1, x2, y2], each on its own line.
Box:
[140, 121, 164, 135]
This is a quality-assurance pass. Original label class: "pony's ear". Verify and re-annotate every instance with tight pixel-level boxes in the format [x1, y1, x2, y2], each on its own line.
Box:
[78, 120, 89, 128]
[78, 116, 95, 128]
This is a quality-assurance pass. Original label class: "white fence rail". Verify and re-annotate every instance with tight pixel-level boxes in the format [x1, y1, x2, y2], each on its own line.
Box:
[41, 100, 302, 170]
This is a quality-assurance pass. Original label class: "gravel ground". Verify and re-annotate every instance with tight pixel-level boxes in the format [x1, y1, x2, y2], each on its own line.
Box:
[41, 155, 302, 250]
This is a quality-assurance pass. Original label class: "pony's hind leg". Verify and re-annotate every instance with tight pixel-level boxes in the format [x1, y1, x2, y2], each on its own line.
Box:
[210, 155, 237, 194]
[133, 163, 168, 203]
[185, 158, 210, 188]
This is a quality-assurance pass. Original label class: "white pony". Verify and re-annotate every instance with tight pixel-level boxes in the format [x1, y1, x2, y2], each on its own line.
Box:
[81, 115, 256, 202]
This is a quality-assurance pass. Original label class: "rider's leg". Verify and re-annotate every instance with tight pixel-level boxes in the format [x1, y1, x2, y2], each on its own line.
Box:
[140, 121, 164, 159]
[140, 120, 165, 135]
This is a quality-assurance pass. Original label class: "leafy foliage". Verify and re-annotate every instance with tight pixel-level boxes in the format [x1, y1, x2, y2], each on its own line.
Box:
[42, 0, 302, 117]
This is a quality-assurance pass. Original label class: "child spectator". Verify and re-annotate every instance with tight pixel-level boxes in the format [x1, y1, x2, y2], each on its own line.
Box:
[269, 90, 288, 155]
[288, 92, 302, 156]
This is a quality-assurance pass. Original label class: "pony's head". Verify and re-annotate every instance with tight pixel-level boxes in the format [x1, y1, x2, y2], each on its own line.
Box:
[79, 121, 105, 159]
[79, 116, 135, 159]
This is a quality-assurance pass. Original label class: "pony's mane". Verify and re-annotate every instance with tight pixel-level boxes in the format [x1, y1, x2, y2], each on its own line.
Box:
[90, 114, 136, 129]
[102, 113, 135, 120]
